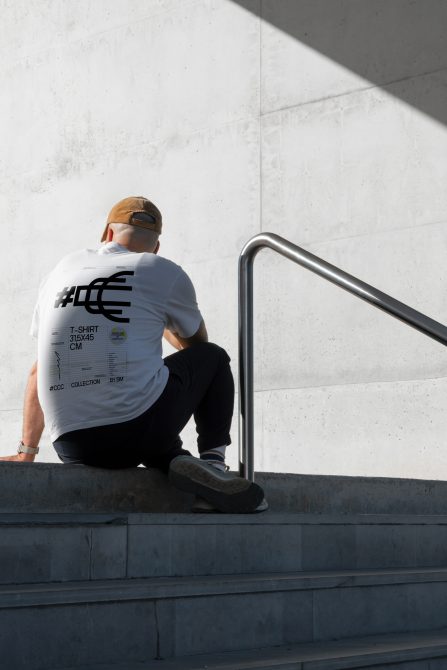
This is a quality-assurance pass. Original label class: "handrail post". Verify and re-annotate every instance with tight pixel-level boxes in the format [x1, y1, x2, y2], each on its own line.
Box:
[238, 250, 255, 481]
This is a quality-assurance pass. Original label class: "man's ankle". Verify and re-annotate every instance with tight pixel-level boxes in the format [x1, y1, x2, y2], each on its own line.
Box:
[199, 445, 227, 471]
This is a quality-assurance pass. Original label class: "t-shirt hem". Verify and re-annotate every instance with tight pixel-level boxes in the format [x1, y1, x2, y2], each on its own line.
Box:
[49, 373, 169, 442]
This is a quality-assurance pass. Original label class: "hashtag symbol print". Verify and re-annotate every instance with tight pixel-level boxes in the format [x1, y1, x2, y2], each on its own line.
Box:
[53, 272, 134, 322]
[54, 286, 76, 308]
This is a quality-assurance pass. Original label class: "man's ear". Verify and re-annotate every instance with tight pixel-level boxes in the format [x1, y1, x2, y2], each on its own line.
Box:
[154, 240, 160, 254]
[106, 226, 114, 242]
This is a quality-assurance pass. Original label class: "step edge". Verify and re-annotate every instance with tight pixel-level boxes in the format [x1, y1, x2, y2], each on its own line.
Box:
[5, 512, 447, 526]
[50, 629, 447, 670]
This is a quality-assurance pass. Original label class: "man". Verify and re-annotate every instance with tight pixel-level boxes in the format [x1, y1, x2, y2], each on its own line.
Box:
[0, 197, 266, 514]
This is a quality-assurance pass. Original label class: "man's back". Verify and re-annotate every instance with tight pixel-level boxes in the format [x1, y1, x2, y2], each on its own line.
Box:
[32, 242, 202, 441]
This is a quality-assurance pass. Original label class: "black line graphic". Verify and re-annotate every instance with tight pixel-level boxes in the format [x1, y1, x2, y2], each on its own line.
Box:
[54, 351, 61, 381]
[54, 271, 134, 323]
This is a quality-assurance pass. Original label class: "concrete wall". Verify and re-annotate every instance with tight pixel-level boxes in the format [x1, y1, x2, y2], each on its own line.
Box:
[1, 0, 447, 479]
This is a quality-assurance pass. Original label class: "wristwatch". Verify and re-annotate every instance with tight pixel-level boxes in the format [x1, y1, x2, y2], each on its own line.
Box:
[17, 441, 39, 455]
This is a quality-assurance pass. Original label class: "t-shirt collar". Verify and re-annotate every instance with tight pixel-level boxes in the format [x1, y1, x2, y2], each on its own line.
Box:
[98, 241, 131, 255]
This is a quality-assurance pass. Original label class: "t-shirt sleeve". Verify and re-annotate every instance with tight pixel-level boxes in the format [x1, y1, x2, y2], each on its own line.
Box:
[165, 270, 203, 338]
[30, 301, 40, 339]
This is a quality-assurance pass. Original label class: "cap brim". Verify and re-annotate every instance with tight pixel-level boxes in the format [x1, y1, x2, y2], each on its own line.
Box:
[100, 223, 109, 242]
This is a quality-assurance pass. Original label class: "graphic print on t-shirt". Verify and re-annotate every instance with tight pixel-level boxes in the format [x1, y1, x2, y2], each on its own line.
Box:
[54, 270, 134, 323]
[49, 323, 128, 392]
[48, 270, 134, 393]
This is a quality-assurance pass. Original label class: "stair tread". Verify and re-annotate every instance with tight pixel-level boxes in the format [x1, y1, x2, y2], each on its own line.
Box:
[53, 628, 447, 669]
[3, 566, 447, 609]
[3, 464, 447, 515]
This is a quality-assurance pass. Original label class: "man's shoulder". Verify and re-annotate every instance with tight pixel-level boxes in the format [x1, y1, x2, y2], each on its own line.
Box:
[137, 253, 184, 277]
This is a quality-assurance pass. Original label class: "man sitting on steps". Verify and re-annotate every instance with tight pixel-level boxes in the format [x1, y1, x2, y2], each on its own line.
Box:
[0, 196, 267, 514]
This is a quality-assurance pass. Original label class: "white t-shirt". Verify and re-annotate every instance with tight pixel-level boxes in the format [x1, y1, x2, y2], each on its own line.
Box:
[31, 242, 203, 441]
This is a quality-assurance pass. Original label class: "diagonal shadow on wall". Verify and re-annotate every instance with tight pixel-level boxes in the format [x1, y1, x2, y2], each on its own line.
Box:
[231, 0, 447, 126]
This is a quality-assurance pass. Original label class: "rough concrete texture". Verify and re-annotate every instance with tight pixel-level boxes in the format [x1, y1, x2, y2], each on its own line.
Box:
[3, 463, 447, 516]
[4, 511, 447, 585]
[0, 462, 194, 513]
[52, 626, 447, 669]
[2, 568, 447, 665]
[1, 1, 447, 479]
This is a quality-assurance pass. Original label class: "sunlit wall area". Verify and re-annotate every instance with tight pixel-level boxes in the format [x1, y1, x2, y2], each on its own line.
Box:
[253, 0, 447, 478]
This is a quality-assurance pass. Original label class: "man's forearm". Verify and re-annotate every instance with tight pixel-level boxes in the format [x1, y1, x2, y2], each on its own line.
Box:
[22, 363, 44, 454]
[163, 329, 185, 350]
[163, 321, 208, 351]
[0, 362, 44, 462]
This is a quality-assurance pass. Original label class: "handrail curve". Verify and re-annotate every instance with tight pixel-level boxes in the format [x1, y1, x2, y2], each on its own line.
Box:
[238, 232, 447, 481]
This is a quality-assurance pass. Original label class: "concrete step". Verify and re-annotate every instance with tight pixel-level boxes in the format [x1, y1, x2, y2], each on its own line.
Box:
[2, 568, 447, 667]
[3, 463, 447, 514]
[4, 512, 447, 584]
[53, 628, 447, 669]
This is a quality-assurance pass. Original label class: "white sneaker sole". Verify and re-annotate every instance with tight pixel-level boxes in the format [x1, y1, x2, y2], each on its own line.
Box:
[169, 455, 264, 514]
[192, 496, 269, 514]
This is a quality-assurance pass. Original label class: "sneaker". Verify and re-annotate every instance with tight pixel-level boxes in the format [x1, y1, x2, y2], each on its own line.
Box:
[192, 495, 269, 514]
[168, 455, 265, 514]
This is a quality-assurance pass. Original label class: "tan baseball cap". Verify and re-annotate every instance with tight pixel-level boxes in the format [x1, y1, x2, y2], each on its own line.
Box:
[101, 196, 162, 242]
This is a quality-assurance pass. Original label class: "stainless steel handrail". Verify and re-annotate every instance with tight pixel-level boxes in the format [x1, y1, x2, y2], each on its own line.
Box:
[238, 232, 447, 481]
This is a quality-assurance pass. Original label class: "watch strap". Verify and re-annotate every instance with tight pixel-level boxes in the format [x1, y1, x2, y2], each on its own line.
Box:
[17, 441, 39, 455]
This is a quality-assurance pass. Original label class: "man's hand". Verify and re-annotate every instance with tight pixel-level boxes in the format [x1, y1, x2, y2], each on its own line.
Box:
[0, 453, 36, 463]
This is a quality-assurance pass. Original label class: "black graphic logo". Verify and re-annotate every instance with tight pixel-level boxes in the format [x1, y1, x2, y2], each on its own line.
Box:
[54, 271, 134, 323]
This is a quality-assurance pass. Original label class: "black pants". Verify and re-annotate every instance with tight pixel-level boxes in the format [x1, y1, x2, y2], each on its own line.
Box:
[53, 342, 234, 472]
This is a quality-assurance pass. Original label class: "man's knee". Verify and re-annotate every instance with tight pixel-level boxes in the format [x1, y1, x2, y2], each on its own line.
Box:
[192, 341, 231, 363]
